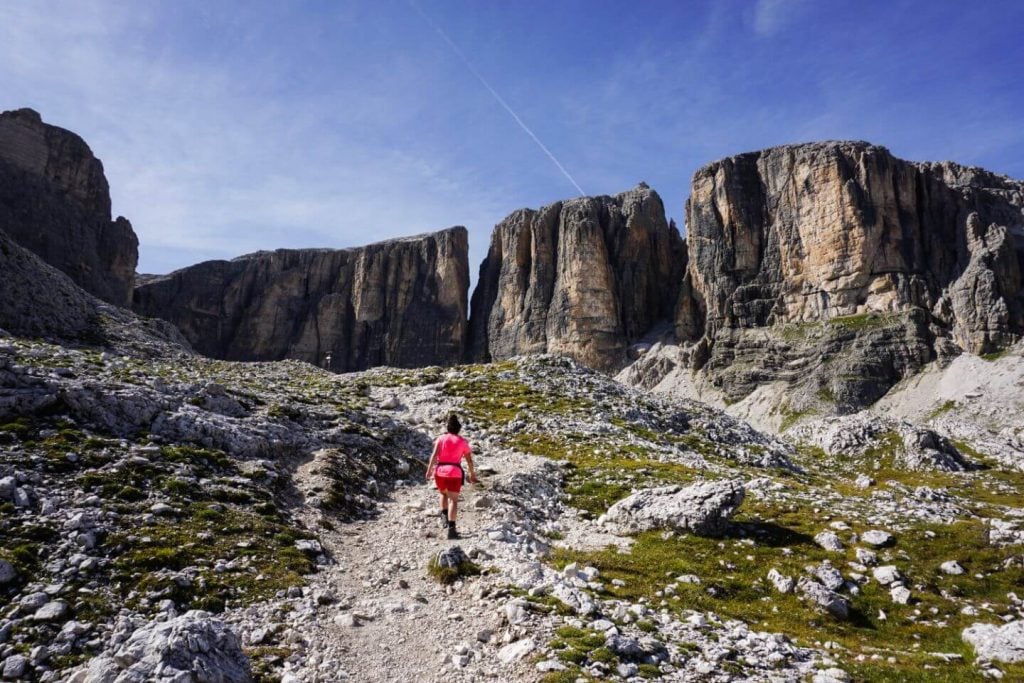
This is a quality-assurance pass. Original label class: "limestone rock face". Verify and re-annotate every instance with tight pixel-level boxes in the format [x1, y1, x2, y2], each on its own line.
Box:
[134, 228, 469, 371]
[0, 108, 138, 307]
[671, 141, 1024, 409]
[682, 142, 1023, 346]
[469, 185, 684, 371]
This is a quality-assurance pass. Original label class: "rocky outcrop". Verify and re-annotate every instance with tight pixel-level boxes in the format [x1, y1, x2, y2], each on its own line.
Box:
[681, 141, 1023, 347]
[0, 225, 187, 352]
[652, 141, 1024, 411]
[73, 611, 252, 682]
[962, 621, 1024, 663]
[134, 228, 469, 371]
[600, 479, 745, 536]
[0, 108, 138, 307]
[469, 184, 684, 371]
[0, 226, 106, 341]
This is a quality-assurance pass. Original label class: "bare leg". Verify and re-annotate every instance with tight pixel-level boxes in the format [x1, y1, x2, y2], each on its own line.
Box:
[447, 494, 459, 522]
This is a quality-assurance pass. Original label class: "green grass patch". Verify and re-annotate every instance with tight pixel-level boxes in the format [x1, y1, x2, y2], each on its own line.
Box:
[505, 430, 701, 516]
[828, 313, 899, 332]
[0, 417, 34, 440]
[107, 504, 316, 613]
[426, 555, 481, 585]
[778, 402, 817, 432]
[442, 364, 592, 427]
[927, 400, 958, 420]
[815, 432, 1024, 510]
[548, 502, 1024, 680]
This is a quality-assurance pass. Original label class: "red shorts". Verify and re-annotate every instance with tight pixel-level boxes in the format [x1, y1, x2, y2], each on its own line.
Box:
[435, 464, 463, 493]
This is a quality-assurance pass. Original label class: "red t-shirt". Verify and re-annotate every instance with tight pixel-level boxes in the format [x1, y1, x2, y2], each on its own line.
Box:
[435, 433, 470, 478]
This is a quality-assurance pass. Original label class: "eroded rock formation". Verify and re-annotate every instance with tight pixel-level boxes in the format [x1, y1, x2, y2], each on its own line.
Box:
[669, 141, 1024, 408]
[0, 108, 138, 306]
[134, 228, 469, 371]
[468, 184, 684, 371]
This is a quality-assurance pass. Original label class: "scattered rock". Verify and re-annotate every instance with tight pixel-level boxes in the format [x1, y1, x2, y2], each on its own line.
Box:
[940, 560, 965, 576]
[962, 621, 1024, 663]
[768, 568, 795, 594]
[872, 566, 901, 586]
[31, 601, 68, 622]
[1, 654, 28, 680]
[497, 638, 535, 664]
[861, 530, 893, 547]
[0, 561, 16, 585]
[814, 531, 844, 552]
[602, 479, 745, 536]
[890, 585, 912, 605]
[797, 577, 850, 620]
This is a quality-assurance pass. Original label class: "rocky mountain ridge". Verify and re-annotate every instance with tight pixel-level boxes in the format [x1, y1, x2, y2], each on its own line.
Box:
[1, 110, 1023, 680]
[133, 228, 469, 372]
[659, 141, 1024, 413]
[0, 109, 138, 307]
[468, 184, 684, 370]
[3, 108, 1023, 410]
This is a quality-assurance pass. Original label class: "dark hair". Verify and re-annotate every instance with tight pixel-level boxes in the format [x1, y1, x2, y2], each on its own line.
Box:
[446, 413, 461, 435]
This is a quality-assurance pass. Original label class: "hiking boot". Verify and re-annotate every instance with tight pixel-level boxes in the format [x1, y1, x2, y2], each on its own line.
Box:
[447, 521, 459, 540]
[440, 510, 449, 528]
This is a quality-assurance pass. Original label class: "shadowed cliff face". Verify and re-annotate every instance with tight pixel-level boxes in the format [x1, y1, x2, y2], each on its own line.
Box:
[468, 185, 685, 371]
[133, 228, 469, 371]
[673, 141, 1024, 408]
[0, 108, 138, 307]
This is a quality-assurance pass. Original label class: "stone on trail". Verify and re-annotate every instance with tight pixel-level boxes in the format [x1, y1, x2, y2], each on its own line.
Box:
[435, 546, 470, 570]
[334, 613, 360, 628]
[601, 479, 745, 536]
[497, 638, 535, 664]
[31, 601, 68, 622]
[962, 621, 1024, 663]
[2, 654, 28, 680]
[295, 539, 323, 555]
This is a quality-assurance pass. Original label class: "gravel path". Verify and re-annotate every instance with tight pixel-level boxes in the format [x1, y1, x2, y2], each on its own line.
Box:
[286, 424, 553, 682]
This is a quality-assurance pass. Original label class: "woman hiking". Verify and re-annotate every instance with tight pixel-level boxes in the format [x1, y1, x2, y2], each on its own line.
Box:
[425, 412, 477, 540]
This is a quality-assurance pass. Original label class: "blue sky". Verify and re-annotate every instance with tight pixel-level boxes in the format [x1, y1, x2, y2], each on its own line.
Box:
[2, 0, 1023, 276]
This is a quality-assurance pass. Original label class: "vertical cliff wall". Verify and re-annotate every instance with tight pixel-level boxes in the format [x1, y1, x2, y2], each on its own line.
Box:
[669, 141, 1024, 407]
[133, 228, 469, 371]
[0, 108, 138, 307]
[468, 185, 685, 371]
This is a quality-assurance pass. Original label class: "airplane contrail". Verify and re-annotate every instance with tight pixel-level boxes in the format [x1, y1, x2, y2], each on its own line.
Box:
[409, 1, 586, 197]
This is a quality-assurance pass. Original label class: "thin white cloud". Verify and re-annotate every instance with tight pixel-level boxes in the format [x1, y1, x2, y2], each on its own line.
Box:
[0, 1, 509, 276]
[752, 0, 807, 37]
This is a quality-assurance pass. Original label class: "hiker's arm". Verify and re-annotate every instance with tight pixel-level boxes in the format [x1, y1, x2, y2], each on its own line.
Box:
[465, 450, 477, 482]
[425, 441, 438, 481]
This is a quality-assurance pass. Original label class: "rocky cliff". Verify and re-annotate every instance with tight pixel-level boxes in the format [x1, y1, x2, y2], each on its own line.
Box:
[469, 184, 685, 371]
[650, 141, 1024, 412]
[0, 108, 138, 307]
[133, 228, 469, 371]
